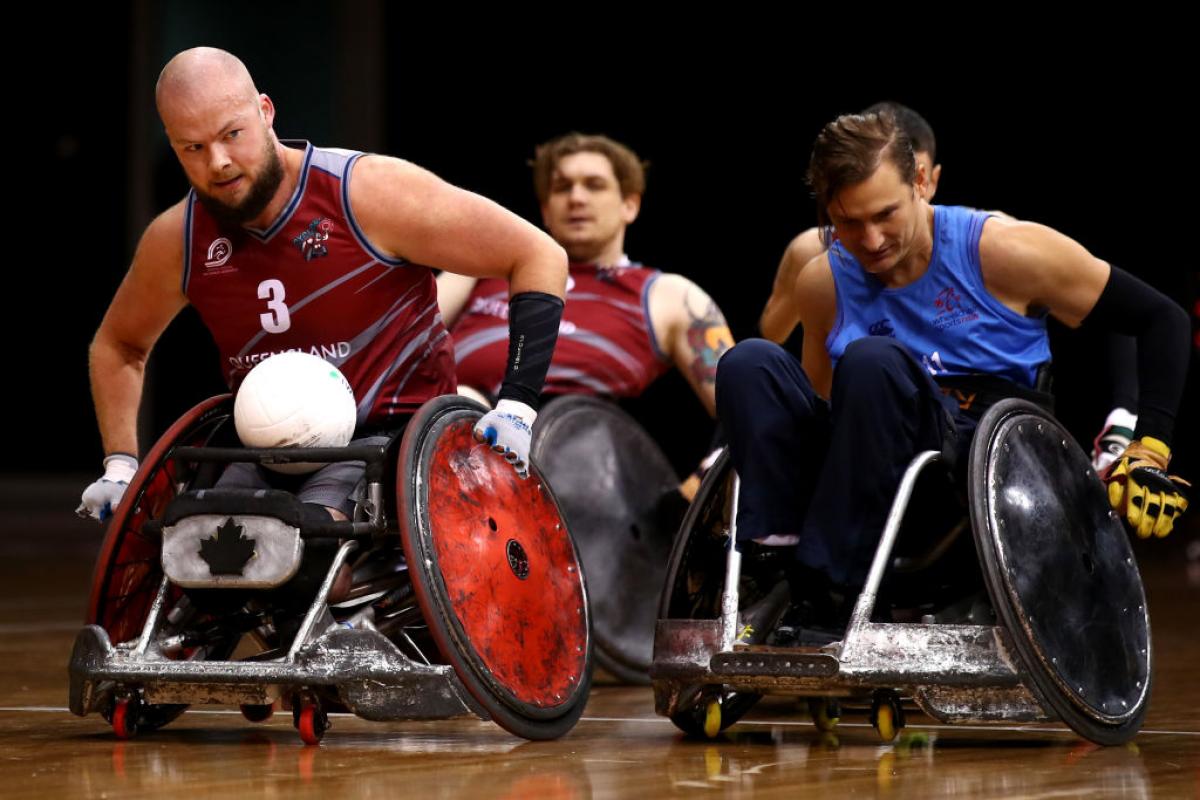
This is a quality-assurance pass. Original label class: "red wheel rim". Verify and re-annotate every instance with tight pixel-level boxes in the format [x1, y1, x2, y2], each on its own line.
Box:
[397, 396, 592, 739]
[87, 395, 232, 643]
[298, 705, 324, 746]
[112, 699, 135, 740]
[424, 420, 588, 709]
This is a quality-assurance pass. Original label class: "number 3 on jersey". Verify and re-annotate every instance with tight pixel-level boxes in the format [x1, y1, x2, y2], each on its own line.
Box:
[258, 279, 291, 333]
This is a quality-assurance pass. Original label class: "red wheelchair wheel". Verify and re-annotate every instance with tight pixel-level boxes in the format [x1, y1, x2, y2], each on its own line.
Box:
[86, 394, 234, 733]
[397, 396, 592, 740]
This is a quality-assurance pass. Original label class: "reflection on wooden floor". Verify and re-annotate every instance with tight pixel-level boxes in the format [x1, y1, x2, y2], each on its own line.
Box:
[0, 479, 1195, 798]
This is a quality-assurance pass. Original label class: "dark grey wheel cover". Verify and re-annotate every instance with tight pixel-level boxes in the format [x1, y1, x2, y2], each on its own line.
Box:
[969, 399, 1150, 743]
[532, 397, 679, 683]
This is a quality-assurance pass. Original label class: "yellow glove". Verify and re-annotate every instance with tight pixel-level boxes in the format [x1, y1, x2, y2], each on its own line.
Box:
[1104, 437, 1190, 538]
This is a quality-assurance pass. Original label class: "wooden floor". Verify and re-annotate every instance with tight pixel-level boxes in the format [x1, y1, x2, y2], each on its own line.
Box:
[1, 478, 1196, 799]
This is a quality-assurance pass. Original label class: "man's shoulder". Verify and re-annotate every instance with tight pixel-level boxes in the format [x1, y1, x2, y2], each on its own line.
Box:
[128, 199, 189, 280]
[785, 226, 827, 265]
[796, 250, 834, 288]
[146, 199, 188, 243]
[977, 215, 1055, 266]
[344, 154, 440, 219]
[646, 270, 695, 299]
[348, 153, 423, 185]
[644, 271, 714, 326]
[794, 251, 836, 325]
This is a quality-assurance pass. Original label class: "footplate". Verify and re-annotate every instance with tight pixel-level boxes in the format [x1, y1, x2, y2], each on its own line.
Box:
[69, 624, 485, 722]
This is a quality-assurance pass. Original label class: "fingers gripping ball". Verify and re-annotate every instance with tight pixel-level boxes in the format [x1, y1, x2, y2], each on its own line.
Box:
[472, 399, 536, 479]
[1105, 437, 1191, 538]
[234, 352, 357, 474]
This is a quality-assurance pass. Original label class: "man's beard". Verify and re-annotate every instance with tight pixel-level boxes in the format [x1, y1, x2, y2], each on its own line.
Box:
[194, 140, 285, 228]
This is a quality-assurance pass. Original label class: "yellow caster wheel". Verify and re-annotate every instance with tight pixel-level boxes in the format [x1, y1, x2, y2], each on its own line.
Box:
[871, 692, 905, 742]
[703, 698, 722, 739]
[669, 687, 759, 738]
[807, 697, 841, 733]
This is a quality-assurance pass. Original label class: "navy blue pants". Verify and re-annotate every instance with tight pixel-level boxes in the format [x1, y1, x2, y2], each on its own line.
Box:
[716, 337, 975, 588]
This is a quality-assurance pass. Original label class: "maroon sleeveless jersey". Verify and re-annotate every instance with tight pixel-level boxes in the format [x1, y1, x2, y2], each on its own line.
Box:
[452, 262, 671, 398]
[184, 142, 456, 426]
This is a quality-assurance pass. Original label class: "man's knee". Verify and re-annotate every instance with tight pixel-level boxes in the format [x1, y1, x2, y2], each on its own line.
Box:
[841, 336, 912, 367]
[835, 337, 919, 391]
[717, 339, 789, 387]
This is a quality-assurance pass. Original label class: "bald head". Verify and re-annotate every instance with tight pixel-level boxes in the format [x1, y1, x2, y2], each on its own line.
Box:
[156, 48, 286, 228]
[156, 47, 260, 123]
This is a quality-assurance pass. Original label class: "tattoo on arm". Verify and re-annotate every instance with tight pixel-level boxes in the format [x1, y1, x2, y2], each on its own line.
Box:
[684, 289, 734, 386]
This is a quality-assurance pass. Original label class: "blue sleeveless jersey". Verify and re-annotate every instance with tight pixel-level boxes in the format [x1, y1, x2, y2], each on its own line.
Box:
[826, 205, 1050, 387]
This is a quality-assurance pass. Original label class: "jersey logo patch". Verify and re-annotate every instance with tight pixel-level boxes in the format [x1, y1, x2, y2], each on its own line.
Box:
[204, 237, 234, 271]
[932, 286, 979, 331]
[868, 318, 895, 337]
[923, 350, 949, 376]
[293, 217, 333, 261]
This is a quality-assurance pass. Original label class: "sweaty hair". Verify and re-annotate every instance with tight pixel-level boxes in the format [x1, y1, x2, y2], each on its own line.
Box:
[531, 133, 647, 204]
[806, 110, 917, 231]
[863, 101, 936, 163]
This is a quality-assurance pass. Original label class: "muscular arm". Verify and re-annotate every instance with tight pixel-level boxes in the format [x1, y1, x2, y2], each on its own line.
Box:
[648, 273, 735, 417]
[793, 254, 838, 400]
[977, 216, 1109, 325]
[760, 227, 826, 343]
[435, 271, 480, 328]
[89, 202, 189, 456]
[350, 155, 567, 299]
[979, 218, 1189, 444]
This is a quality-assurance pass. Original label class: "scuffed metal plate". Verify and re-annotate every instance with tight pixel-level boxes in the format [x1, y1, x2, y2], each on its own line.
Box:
[68, 624, 480, 720]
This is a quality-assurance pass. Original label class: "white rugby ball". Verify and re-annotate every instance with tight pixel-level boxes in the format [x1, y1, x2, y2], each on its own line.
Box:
[234, 352, 357, 474]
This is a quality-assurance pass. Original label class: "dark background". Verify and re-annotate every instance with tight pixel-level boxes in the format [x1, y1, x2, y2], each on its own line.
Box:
[20, 3, 1197, 481]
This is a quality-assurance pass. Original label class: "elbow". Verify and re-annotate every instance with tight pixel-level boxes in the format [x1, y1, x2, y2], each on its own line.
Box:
[1165, 298, 1190, 336]
[89, 328, 149, 374]
[759, 311, 781, 343]
[531, 236, 568, 298]
[548, 239, 568, 284]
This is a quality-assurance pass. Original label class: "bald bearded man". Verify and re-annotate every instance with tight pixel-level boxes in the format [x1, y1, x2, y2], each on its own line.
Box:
[77, 47, 567, 523]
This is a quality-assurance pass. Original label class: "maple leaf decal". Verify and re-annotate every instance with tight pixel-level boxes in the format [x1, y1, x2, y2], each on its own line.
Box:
[198, 517, 256, 575]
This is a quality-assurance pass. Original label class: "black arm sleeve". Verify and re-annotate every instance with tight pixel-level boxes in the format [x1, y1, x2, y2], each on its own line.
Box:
[496, 291, 564, 410]
[1082, 265, 1190, 445]
[1105, 333, 1139, 411]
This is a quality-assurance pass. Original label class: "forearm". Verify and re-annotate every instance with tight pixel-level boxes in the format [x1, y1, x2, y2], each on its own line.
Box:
[89, 333, 148, 456]
[1083, 266, 1190, 446]
[494, 238, 568, 408]
[1131, 305, 1190, 445]
[498, 292, 564, 409]
[759, 296, 797, 344]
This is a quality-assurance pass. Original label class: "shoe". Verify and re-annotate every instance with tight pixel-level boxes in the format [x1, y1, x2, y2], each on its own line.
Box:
[765, 564, 852, 648]
[735, 580, 790, 645]
[765, 604, 842, 648]
[926, 590, 995, 625]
